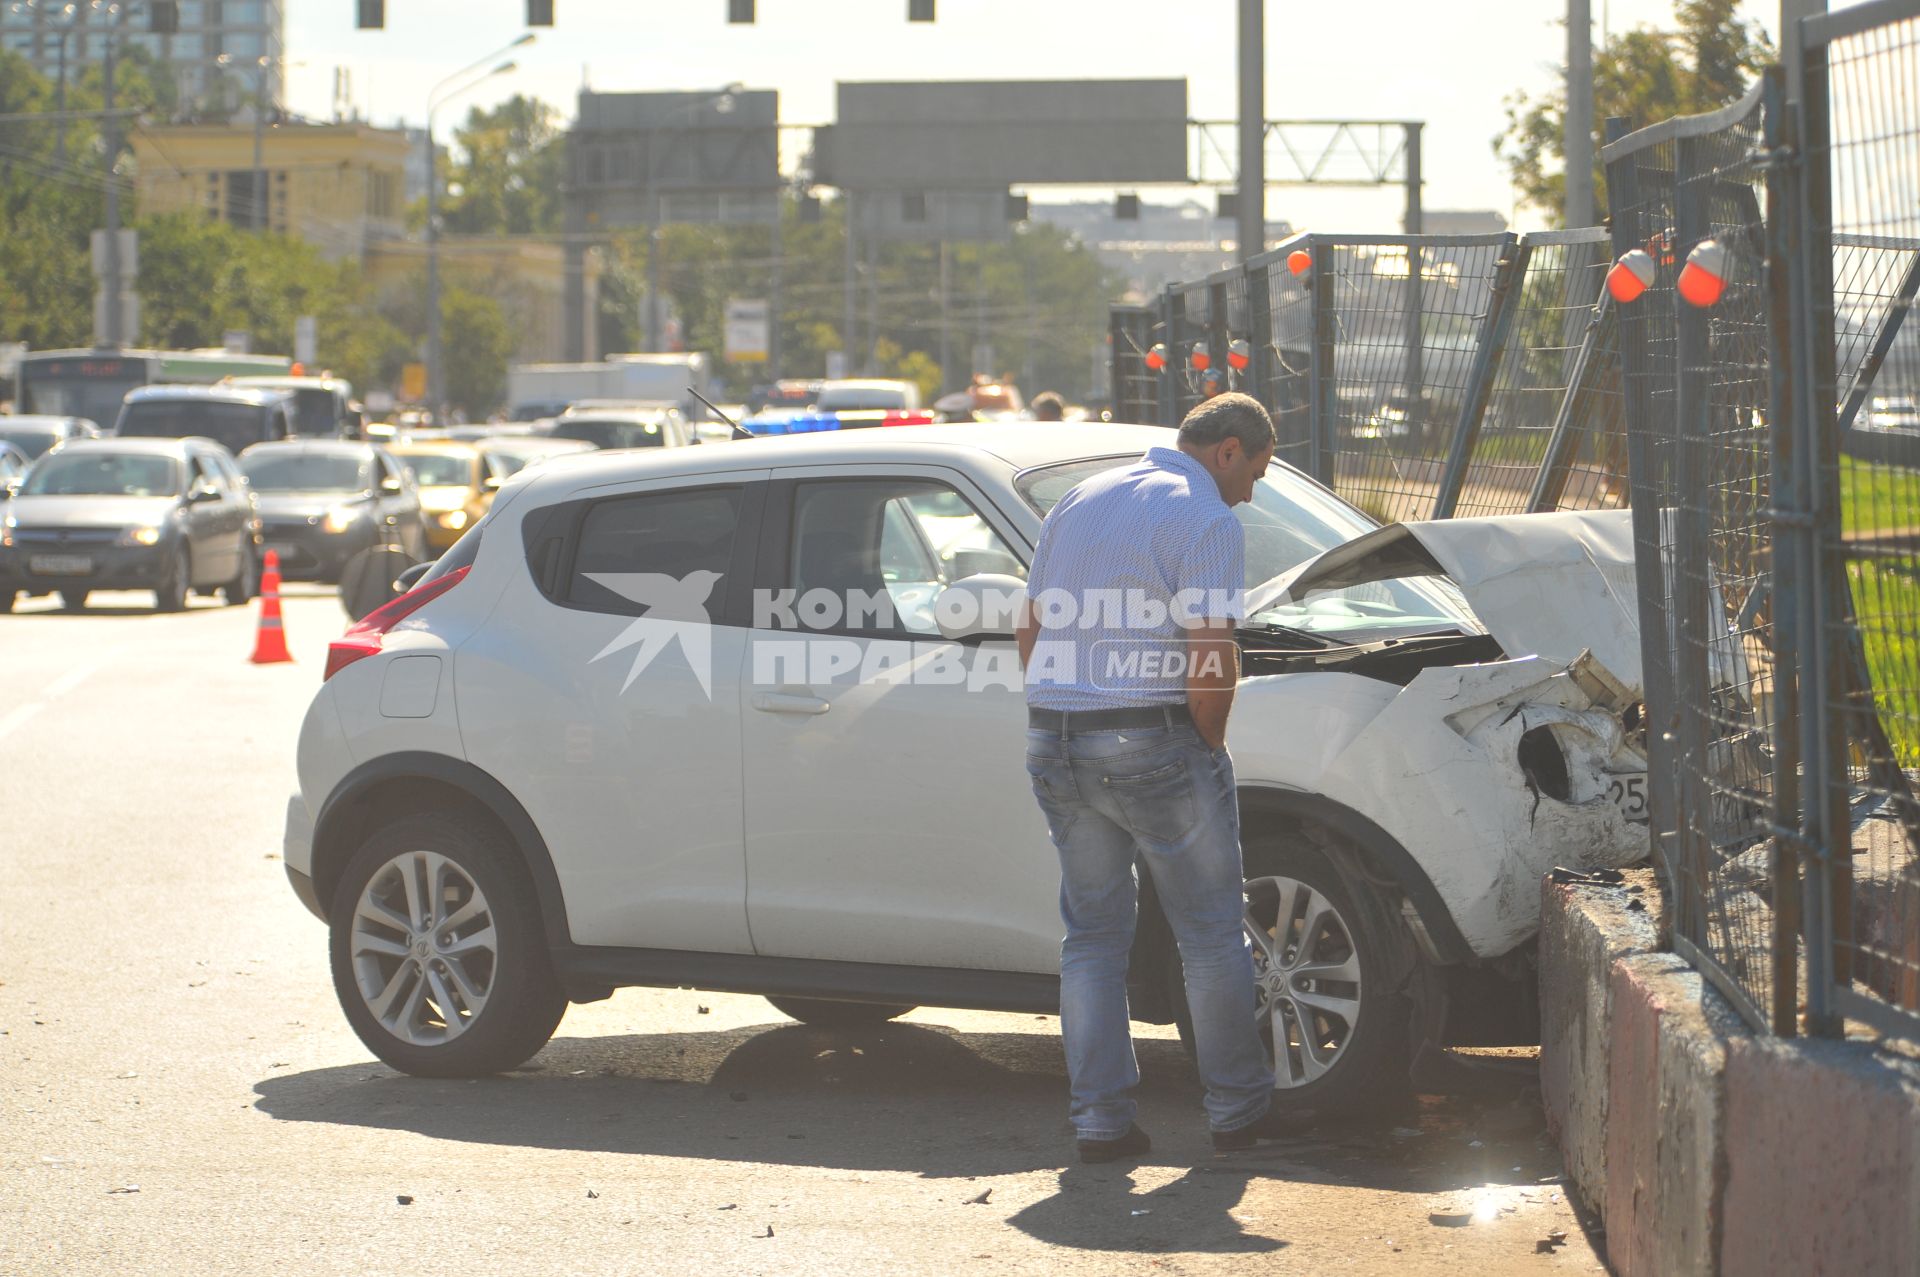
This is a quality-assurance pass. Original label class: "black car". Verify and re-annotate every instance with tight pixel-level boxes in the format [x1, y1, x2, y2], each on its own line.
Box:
[238, 439, 429, 583]
[0, 438, 261, 612]
[115, 385, 295, 455]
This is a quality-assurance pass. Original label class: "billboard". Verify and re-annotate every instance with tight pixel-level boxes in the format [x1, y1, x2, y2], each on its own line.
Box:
[567, 89, 781, 230]
[816, 80, 1187, 190]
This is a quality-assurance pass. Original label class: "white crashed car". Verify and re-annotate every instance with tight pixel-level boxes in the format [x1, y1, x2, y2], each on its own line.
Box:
[282, 424, 1650, 1110]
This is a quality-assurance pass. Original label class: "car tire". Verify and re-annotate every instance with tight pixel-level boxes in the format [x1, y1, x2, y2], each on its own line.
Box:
[1167, 827, 1413, 1115]
[58, 589, 88, 612]
[329, 810, 567, 1078]
[765, 997, 914, 1027]
[154, 547, 189, 612]
[222, 545, 258, 606]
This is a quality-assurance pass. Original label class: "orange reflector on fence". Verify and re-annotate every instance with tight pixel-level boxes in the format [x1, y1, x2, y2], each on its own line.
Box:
[1677, 238, 1729, 308]
[1227, 338, 1251, 371]
[1607, 248, 1657, 304]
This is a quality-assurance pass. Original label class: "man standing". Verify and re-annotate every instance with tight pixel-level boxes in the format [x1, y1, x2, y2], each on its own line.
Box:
[1017, 392, 1289, 1162]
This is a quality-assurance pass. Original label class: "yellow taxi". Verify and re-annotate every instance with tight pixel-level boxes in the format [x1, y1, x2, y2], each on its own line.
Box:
[387, 440, 500, 552]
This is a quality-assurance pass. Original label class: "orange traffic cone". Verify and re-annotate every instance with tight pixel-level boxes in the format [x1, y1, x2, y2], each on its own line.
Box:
[250, 549, 293, 665]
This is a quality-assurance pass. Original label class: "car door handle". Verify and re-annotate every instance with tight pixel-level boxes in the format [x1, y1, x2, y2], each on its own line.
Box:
[751, 692, 831, 716]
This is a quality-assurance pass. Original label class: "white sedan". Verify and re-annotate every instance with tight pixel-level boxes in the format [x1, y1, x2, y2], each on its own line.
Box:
[282, 424, 1650, 1109]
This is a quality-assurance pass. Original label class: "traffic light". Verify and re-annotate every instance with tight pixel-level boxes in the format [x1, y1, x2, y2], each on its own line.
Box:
[909, 0, 934, 19]
[150, 1, 179, 33]
[1216, 190, 1239, 220]
[356, 0, 384, 29]
[1005, 193, 1028, 222]
[728, 0, 754, 20]
[527, 0, 553, 24]
[1115, 193, 1140, 221]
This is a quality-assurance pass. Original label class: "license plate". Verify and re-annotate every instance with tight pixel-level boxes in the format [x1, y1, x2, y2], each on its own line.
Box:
[1605, 773, 1649, 825]
[30, 554, 93, 576]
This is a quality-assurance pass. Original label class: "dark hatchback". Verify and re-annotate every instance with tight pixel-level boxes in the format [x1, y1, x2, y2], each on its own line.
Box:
[0, 437, 261, 612]
[239, 440, 428, 582]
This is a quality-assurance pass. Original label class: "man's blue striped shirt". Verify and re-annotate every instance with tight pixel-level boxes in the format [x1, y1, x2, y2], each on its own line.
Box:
[1025, 446, 1245, 711]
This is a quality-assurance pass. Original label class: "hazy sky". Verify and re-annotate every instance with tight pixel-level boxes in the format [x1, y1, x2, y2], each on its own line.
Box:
[282, 0, 1779, 232]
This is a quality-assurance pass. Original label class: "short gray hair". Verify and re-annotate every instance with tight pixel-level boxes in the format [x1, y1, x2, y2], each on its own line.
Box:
[1177, 392, 1276, 453]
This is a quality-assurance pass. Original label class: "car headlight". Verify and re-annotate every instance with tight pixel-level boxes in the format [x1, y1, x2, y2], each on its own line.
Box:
[438, 509, 469, 530]
[324, 505, 360, 534]
[116, 526, 164, 547]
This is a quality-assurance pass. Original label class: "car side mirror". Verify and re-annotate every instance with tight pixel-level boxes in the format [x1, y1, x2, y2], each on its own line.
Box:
[188, 483, 221, 504]
[379, 476, 403, 494]
[483, 474, 501, 490]
[933, 573, 1027, 643]
[395, 562, 433, 592]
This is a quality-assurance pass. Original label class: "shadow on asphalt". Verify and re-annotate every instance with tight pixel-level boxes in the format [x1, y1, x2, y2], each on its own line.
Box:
[254, 1019, 1567, 1247]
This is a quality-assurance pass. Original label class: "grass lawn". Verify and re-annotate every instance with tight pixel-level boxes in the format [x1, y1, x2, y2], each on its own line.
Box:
[1848, 558, 1920, 769]
[1841, 455, 1920, 537]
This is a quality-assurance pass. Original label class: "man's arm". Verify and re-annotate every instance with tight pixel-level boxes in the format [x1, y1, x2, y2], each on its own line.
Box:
[1016, 597, 1039, 670]
[1186, 620, 1239, 751]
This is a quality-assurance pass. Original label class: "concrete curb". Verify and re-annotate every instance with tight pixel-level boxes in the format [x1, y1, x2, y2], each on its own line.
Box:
[1538, 874, 1920, 1276]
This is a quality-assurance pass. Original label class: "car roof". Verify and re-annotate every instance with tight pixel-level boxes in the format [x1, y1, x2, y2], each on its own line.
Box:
[0, 415, 82, 428]
[819, 379, 914, 391]
[47, 436, 203, 457]
[515, 423, 1169, 499]
[229, 376, 350, 392]
[387, 440, 479, 456]
[124, 384, 291, 406]
[240, 439, 375, 457]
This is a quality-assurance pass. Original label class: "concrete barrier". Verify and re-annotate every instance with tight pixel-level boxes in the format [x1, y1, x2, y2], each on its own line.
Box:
[1538, 872, 1920, 1275]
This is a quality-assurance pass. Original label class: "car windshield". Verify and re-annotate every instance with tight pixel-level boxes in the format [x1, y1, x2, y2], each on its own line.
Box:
[1017, 455, 1478, 638]
[22, 451, 182, 497]
[0, 426, 62, 459]
[402, 453, 475, 487]
[289, 388, 341, 434]
[118, 400, 268, 455]
[242, 451, 369, 493]
[552, 419, 666, 449]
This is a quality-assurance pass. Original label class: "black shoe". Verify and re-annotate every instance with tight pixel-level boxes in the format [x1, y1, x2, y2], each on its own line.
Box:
[1077, 1123, 1152, 1164]
[1211, 1107, 1320, 1152]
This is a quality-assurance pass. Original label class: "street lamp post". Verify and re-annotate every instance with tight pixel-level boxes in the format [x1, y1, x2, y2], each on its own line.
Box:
[424, 33, 532, 423]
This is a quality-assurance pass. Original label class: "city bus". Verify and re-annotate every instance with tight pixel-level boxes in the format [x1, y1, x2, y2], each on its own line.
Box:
[11, 348, 294, 428]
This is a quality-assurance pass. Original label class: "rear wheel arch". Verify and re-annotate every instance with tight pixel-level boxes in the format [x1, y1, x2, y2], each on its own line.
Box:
[311, 752, 572, 951]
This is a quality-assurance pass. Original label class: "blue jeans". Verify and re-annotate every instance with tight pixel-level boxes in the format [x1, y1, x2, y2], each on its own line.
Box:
[1026, 720, 1275, 1140]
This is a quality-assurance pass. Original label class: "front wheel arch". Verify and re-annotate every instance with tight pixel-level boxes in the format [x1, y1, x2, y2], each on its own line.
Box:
[311, 753, 573, 959]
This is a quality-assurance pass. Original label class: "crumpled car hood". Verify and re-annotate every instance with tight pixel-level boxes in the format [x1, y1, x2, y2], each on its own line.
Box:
[1247, 508, 1642, 689]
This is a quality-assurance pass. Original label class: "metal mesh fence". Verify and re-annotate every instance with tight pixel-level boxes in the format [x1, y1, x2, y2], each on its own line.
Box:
[1252, 240, 1317, 477]
[1164, 277, 1214, 425]
[1806, 0, 1920, 1039]
[1317, 235, 1510, 523]
[1449, 229, 1623, 517]
[1107, 304, 1159, 426]
[1606, 87, 1791, 1030]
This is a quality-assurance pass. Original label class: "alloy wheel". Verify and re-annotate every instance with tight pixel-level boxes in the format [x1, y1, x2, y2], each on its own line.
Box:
[350, 850, 497, 1047]
[1244, 874, 1362, 1088]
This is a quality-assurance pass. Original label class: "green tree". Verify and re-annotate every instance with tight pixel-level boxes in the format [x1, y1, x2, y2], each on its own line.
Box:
[439, 288, 513, 418]
[1496, 0, 1773, 223]
[437, 94, 564, 236]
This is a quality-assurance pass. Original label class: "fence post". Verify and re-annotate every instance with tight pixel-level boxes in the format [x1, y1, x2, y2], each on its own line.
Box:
[1246, 258, 1275, 416]
[1604, 116, 1686, 901]
[1433, 232, 1525, 518]
[1159, 285, 1183, 428]
[1308, 237, 1338, 487]
[1761, 64, 1806, 1037]
[1796, 29, 1852, 1036]
[1209, 275, 1232, 404]
[1527, 288, 1614, 511]
[1669, 130, 1717, 956]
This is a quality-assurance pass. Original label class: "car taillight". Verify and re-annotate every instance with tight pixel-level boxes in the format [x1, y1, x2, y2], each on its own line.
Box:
[323, 565, 470, 681]
[880, 411, 933, 426]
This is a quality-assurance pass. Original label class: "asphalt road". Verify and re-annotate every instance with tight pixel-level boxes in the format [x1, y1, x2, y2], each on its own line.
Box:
[0, 585, 1604, 1275]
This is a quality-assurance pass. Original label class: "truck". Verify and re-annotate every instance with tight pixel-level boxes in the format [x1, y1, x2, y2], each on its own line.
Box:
[506, 353, 712, 422]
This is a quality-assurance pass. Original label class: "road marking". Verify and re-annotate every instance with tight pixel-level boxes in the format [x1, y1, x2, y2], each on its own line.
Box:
[0, 663, 97, 744]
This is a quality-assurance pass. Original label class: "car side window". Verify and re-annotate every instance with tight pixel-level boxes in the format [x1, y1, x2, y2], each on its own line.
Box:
[565, 485, 744, 618]
[788, 479, 1026, 637]
[189, 455, 221, 492]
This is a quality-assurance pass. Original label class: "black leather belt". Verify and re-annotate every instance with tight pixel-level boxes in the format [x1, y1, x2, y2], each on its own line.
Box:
[1028, 704, 1193, 733]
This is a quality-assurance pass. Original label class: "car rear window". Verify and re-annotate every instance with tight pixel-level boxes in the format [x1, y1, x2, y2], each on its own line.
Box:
[551, 419, 668, 449]
[564, 487, 742, 614]
[118, 401, 274, 455]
